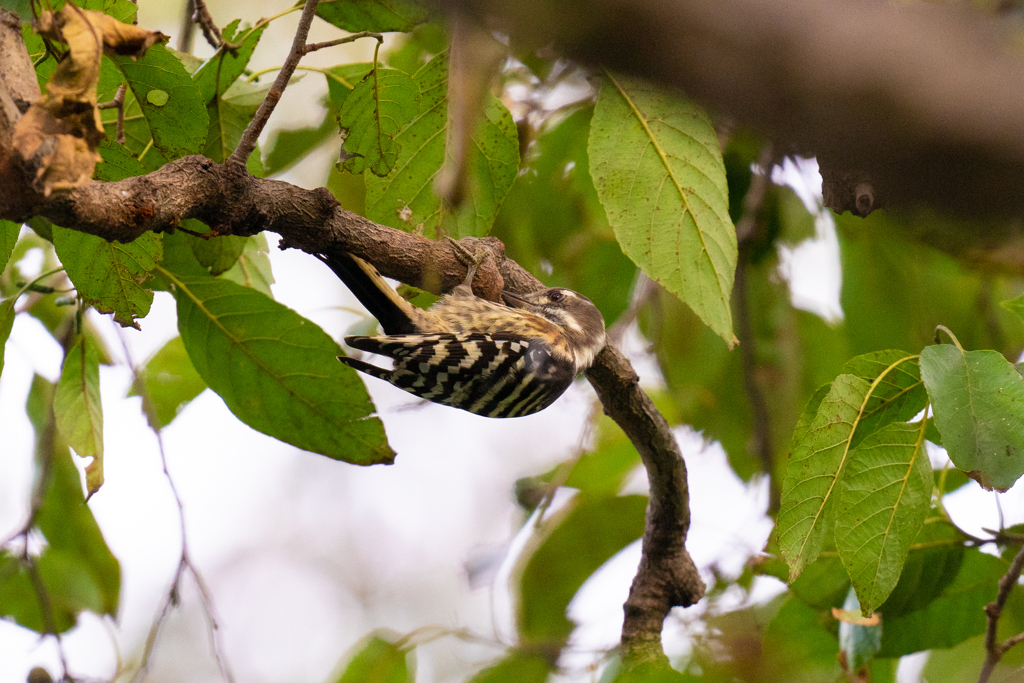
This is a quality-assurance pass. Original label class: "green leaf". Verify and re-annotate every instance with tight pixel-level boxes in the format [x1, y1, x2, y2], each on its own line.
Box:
[264, 65, 374, 176]
[564, 417, 642, 498]
[96, 140, 148, 181]
[385, 22, 447, 76]
[467, 653, 550, 683]
[517, 494, 647, 644]
[338, 68, 420, 176]
[762, 596, 842, 681]
[774, 185, 817, 245]
[1001, 291, 1024, 325]
[91, 0, 136, 22]
[325, 63, 377, 109]
[790, 552, 851, 610]
[0, 553, 41, 631]
[0, 219, 20, 273]
[790, 384, 832, 452]
[0, 297, 15, 379]
[879, 516, 965, 618]
[920, 343, 1024, 490]
[51, 226, 162, 328]
[332, 632, 412, 683]
[840, 351, 927, 447]
[2, 0, 33, 21]
[110, 44, 209, 160]
[189, 233, 248, 275]
[365, 52, 519, 238]
[54, 336, 104, 496]
[878, 548, 1007, 657]
[834, 421, 932, 614]
[97, 62, 171, 173]
[1, 376, 121, 633]
[204, 80, 264, 164]
[164, 269, 394, 464]
[777, 374, 870, 579]
[219, 233, 275, 297]
[493, 106, 637, 325]
[128, 336, 206, 429]
[192, 20, 266, 103]
[589, 73, 736, 344]
[315, 0, 429, 33]
[264, 114, 338, 177]
[836, 211, 1024, 359]
[606, 660, 697, 683]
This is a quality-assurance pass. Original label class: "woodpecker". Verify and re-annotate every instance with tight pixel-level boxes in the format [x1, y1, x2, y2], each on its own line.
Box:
[317, 245, 606, 418]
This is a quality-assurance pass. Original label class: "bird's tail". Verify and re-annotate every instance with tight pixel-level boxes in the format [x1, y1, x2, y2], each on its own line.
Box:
[316, 251, 418, 335]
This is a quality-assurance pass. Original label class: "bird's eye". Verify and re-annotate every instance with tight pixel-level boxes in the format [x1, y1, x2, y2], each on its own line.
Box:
[549, 290, 565, 303]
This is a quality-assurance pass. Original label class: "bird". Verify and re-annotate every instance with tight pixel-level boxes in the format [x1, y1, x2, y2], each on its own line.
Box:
[317, 242, 606, 418]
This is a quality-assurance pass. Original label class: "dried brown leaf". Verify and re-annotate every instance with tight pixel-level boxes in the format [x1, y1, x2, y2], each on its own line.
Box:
[16, 6, 166, 195]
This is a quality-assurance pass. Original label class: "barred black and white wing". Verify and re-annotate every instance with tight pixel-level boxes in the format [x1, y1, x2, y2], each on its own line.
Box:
[339, 333, 576, 418]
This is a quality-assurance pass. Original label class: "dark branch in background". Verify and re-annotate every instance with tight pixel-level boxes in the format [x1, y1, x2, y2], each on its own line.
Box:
[451, 0, 1024, 220]
[0, 4, 700, 663]
[177, 0, 196, 53]
[978, 544, 1024, 683]
[734, 145, 779, 514]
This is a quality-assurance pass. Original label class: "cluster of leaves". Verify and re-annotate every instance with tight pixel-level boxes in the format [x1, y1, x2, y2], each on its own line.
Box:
[5, 0, 1024, 681]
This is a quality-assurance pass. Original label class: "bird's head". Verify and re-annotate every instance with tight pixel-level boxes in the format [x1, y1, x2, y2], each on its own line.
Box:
[502, 287, 607, 371]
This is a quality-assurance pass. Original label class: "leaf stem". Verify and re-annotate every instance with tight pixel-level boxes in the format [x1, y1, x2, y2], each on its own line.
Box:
[10, 266, 66, 301]
[934, 324, 965, 351]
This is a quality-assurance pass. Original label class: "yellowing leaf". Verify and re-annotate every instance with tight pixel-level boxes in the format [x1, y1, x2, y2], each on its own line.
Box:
[14, 6, 166, 195]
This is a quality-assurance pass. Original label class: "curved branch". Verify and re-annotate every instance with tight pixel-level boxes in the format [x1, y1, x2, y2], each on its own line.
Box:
[586, 349, 704, 664]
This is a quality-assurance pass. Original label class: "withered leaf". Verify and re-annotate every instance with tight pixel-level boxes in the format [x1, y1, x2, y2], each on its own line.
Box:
[15, 6, 167, 196]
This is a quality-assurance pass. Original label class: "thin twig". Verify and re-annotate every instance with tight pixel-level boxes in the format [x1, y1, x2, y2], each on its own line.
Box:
[97, 85, 127, 145]
[304, 31, 382, 54]
[118, 332, 236, 683]
[191, 0, 222, 49]
[229, 0, 323, 166]
[979, 544, 1024, 683]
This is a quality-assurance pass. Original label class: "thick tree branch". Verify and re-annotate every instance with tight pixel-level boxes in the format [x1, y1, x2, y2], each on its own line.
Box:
[586, 350, 704, 664]
[451, 0, 1024, 219]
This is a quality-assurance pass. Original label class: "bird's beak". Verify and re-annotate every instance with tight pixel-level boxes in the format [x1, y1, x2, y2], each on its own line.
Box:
[502, 291, 529, 308]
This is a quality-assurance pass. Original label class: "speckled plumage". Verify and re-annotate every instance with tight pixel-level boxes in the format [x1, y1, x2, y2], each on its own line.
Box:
[318, 251, 606, 418]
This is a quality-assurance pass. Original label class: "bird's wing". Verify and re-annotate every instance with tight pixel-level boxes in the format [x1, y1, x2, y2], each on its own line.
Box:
[341, 333, 571, 417]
